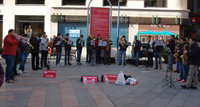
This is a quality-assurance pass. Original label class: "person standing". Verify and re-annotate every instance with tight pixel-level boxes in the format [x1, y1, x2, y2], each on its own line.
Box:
[86, 34, 93, 64]
[119, 36, 128, 65]
[133, 36, 142, 67]
[166, 35, 175, 71]
[19, 34, 30, 73]
[3, 29, 22, 83]
[76, 35, 84, 64]
[104, 36, 113, 65]
[176, 38, 186, 82]
[40, 32, 49, 68]
[64, 34, 73, 65]
[96, 34, 101, 64]
[30, 33, 41, 70]
[181, 38, 200, 89]
[153, 36, 164, 69]
[54, 34, 63, 66]
[147, 35, 154, 68]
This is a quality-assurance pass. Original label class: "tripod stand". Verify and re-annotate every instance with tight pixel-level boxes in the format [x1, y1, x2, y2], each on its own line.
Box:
[161, 70, 176, 88]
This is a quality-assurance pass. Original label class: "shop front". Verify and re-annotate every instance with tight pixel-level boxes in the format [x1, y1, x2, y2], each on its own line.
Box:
[15, 16, 44, 37]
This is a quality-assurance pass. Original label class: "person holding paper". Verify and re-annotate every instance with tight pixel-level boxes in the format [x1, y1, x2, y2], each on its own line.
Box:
[76, 35, 85, 64]
[40, 32, 49, 68]
[64, 33, 73, 65]
[104, 36, 113, 65]
[54, 33, 63, 66]
[30, 32, 41, 70]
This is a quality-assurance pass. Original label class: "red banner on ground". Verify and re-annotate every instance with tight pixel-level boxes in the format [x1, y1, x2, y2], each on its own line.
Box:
[90, 7, 110, 40]
[43, 70, 57, 78]
[103, 74, 118, 84]
[82, 76, 98, 84]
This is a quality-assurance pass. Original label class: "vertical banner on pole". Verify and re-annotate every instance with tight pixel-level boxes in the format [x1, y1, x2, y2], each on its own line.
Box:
[90, 7, 110, 39]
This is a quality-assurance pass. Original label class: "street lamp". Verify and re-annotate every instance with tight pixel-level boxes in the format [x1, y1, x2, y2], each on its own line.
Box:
[116, 0, 125, 61]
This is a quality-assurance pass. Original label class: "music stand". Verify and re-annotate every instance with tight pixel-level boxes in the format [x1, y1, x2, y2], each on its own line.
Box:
[161, 70, 176, 88]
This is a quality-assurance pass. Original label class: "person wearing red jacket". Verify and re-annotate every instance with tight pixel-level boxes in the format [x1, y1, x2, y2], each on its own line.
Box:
[3, 29, 22, 83]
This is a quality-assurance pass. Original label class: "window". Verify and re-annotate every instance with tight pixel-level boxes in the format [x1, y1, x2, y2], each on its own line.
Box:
[16, 0, 44, 4]
[15, 16, 44, 37]
[145, 0, 166, 7]
[0, 0, 3, 4]
[103, 0, 127, 6]
[62, 0, 86, 5]
[198, 0, 200, 9]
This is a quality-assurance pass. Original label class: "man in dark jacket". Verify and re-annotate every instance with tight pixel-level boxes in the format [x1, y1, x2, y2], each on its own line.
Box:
[86, 34, 93, 64]
[104, 36, 113, 65]
[119, 36, 128, 65]
[64, 33, 73, 65]
[181, 38, 200, 89]
[54, 33, 63, 66]
[3, 29, 22, 83]
[30, 33, 41, 70]
[76, 35, 84, 64]
[153, 36, 164, 69]
[166, 35, 175, 71]
[133, 36, 142, 67]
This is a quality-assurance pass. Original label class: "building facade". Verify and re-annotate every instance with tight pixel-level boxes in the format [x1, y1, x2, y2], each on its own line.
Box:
[0, 0, 189, 57]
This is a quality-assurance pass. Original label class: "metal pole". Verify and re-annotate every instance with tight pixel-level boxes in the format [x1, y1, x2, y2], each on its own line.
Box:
[116, 0, 120, 62]
[117, 0, 120, 50]
[87, 0, 93, 37]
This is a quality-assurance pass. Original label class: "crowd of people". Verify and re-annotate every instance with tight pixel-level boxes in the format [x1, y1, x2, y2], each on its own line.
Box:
[2, 29, 200, 90]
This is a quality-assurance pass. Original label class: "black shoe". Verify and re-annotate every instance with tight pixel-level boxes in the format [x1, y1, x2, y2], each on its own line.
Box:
[36, 67, 42, 70]
[154, 68, 158, 70]
[119, 63, 121, 65]
[181, 85, 189, 89]
[124, 63, 126, 66]
[68, 63, 72, 65]
[190, 86, 197, 89]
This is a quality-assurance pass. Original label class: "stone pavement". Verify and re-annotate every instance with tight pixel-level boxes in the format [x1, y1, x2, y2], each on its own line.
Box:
[0, 58, 200, 107]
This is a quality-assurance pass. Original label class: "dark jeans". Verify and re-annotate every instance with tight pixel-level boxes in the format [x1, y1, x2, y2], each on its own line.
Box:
[96, 48, 101, 63]
[56, 51, 61, 65]
[179, 61, 189, 80]
[65, 49, 71, 64]
[167, 53, 173, 71]
[31, 52, 39, 69]
[148, 52, 154, 67]
[135, 51, 140, 65]
[4, 55, 16, 81]
[86, 49, 92, 63]
[19, 52, 28, 71]
[77, 49, 82, 63]
[41, 50, 48, 67]
[119, 50, 126, 64]
[154, 52, 162, 69]
[104, 50, 111, 64]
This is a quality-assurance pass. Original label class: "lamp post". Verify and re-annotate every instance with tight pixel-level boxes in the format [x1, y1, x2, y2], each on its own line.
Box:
[116, 0, 123, 62]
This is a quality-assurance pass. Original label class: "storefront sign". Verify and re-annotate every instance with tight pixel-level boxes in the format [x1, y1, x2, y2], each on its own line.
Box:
[191, 17, 200, 23]
[69, 30, 80, 38]
[90, 7, 110, 39]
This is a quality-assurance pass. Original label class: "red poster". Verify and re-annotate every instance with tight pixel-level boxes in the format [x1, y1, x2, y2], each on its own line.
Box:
[43, 70, 57, 78]
[82, 76, 98, 84]
[103, 74, 118, 84]
[90, 7, 110, 40]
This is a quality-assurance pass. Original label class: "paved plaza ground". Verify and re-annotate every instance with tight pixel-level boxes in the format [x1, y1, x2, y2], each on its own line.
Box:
[0, 57, 200, 107]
